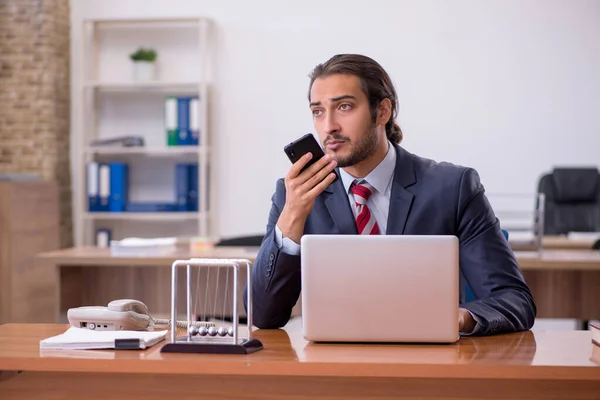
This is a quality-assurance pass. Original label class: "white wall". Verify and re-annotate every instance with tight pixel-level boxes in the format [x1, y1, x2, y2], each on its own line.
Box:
[71, 0, 600, 239]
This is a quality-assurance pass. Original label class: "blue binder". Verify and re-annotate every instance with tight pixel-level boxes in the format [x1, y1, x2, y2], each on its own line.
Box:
[175, 163, 190, 211]
[187, 163, 199, 211]
[109, 162, 128, 212]
[98, 163, 111, 212]
[189, 96, 199, 146]
[87, 162, 100, 211]
[176, 97, 191, 146]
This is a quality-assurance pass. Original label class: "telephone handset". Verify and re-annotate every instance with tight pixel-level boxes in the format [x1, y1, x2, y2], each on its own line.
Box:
[67, 299, 213, 331]
[67, 299, 152, 331]
[109, 299, 149, 314]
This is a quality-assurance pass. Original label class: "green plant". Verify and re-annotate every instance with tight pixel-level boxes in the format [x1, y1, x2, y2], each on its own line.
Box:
[129, 47, 157, 62]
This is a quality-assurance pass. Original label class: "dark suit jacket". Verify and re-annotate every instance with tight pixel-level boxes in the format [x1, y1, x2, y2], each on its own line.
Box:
[245, 144, 536, 335]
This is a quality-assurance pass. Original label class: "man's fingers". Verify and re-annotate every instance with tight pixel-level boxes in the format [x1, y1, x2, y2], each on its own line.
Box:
[306, 172, 337, 199]
[302, 159, 337, 191]
[288, 152, 333, 186]
[302, 153, 332, 179]
[286, 152, 313, 180]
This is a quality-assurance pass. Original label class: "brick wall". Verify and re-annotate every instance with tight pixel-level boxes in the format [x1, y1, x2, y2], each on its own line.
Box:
[0, 0, 72, 247]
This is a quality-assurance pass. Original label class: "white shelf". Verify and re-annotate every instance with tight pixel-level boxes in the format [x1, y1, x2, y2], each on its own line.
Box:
[74, 17, 214, 246]
[86, 146, 206, 156]
[84, 212, 202, 221]
[84, 81, 202, 92]
[88, 18, 206, 29]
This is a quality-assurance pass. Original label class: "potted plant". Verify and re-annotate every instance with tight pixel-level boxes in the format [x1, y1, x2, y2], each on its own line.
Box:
[130, 47, 158, 81]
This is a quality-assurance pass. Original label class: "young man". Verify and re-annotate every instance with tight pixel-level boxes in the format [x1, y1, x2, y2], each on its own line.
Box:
[247, 54, 536, 335]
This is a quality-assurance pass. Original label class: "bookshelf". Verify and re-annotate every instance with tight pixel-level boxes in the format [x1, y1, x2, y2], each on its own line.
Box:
[84, 81, 203, 90]
[74, 17, 215, 247]
[82, 212, 203, 221]
[84, 146, 208, 156]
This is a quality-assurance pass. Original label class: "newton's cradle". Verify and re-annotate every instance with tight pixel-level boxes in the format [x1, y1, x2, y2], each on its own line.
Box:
[160, 258, 263, 354]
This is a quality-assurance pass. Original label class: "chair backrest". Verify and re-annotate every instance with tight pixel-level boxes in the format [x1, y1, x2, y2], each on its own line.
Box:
[536, 168, 600, 235]
[214, 234, 265, 247]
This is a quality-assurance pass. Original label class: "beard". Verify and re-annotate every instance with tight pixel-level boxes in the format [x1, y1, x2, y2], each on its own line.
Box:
[323, 124, 379, 168]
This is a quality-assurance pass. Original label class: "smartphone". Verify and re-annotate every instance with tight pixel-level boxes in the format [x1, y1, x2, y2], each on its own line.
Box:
[284, 133, 339, 183]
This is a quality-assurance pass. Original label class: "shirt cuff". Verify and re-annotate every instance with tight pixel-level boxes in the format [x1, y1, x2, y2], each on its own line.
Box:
[274, 224, 301, 255]
[460, 310, 484, 336]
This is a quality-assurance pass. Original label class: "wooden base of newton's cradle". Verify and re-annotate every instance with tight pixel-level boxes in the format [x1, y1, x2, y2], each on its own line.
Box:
[161, 337, 263, 354]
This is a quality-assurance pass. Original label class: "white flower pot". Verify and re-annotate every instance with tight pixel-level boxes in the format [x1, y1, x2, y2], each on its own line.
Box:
[132, 61, 156, 81]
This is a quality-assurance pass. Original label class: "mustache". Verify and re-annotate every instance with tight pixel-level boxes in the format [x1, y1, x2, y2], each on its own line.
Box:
[323, 134, 350, 145]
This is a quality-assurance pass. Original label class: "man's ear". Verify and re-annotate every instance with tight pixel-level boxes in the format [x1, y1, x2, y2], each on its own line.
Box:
[377, 98, 392, 126]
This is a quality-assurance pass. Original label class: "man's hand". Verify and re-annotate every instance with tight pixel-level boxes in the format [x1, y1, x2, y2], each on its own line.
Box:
[459, 308, 476, 334]
[278, 152, 338, 243]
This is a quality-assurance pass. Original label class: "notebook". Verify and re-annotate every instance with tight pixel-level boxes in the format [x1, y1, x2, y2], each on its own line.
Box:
[40, 327, 168, 350]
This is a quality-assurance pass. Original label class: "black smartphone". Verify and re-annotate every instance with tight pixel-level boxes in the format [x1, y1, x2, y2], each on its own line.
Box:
[284, 133, 339, 183]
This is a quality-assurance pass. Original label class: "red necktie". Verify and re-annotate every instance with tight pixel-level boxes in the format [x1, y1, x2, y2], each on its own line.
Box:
[350, 181, 380, 235]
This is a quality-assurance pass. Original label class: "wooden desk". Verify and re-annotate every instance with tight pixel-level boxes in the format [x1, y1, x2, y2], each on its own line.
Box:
[33, 246, 261, 323]
[542, 236, 598, 250]
[515, 250, 600, 320]
[31, 247, 600, 324]
[516, 250, 600, 271]
[509, 235, 598, 251]
[0, 323, 598, 399]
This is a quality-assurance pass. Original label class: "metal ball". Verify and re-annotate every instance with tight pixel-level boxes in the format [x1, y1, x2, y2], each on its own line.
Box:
[217, 327, 227, 337]
[188, 326, 198, 336]
[227, 327, 234, 337]
[198, 326, 208, 336]
[208, 326, 218, 336]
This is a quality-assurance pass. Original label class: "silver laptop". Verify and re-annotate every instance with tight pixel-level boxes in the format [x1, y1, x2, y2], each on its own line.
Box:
[300, 235, 459, 343]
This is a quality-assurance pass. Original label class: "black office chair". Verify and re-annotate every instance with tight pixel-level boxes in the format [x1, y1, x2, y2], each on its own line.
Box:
[214, 234, 265, 247]
[536, 167, 600, 235]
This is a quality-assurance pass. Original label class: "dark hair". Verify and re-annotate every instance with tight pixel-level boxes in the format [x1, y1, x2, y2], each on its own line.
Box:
[308, 54, 402, 143]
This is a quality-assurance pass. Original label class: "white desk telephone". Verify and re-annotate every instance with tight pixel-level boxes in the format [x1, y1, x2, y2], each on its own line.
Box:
[67, 299, 210, 331]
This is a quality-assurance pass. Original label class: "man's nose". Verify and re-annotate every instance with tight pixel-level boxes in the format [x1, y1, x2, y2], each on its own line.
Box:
[323, 112, 340, 135]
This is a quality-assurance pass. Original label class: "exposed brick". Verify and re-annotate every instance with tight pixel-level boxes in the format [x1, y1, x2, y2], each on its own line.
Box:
[0, 0, 71, 247]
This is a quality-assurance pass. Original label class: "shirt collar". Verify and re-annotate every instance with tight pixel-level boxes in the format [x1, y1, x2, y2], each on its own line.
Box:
[339, 140, 396, 195]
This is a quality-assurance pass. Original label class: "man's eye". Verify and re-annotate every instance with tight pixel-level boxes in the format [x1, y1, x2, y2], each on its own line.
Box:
[312, 109, 323, 117]
[340, 104, 352, 110]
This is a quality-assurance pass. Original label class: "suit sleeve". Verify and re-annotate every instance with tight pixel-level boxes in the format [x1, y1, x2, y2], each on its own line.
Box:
[457, 168, 537, 335]
[243, 178, 303, 329]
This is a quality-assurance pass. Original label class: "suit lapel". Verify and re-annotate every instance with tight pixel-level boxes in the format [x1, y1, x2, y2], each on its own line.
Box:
[386, 145, 417, 234]
[324, 176, 358, 234]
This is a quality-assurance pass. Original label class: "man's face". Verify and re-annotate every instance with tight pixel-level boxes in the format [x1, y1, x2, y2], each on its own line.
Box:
[309, 74, 379, 168]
